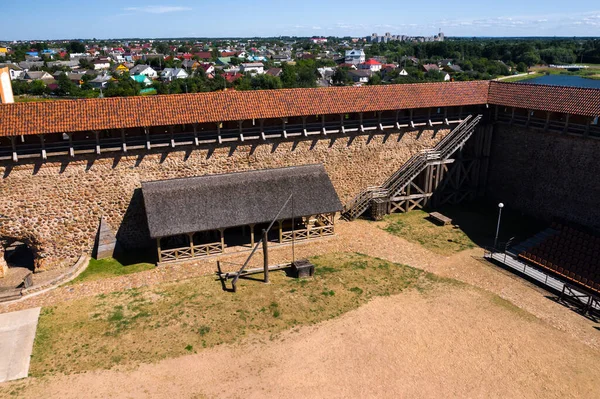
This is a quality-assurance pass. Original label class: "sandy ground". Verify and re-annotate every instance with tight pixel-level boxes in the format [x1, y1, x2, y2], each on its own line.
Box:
[2, 220, 600, 397]
[7, 286, 600, 399]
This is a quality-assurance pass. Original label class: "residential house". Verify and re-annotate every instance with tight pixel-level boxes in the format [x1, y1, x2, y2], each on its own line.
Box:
[400, 56, 419, 66]
[182, 59, 200, 70]
[265, 67, 282, 77]
[422, 64, 440, 73]
[22, 71, 54, 82]
[345, 49, 366, 65]
[348, 69, 372, 83]
[223, 71, 242, 83]
[0, 63, 23, 80]
[271, 54, 291, 64]
[199, 63, 215, 76]
[129, 64, 157, 78]
[160, 68, 188, 81]
[89, 74, 111, 89]
[358, 59, 382, 72]
[93, 59, 111, 70]
[439, 59, 453, 67]
[131, 74, 152, 87]
[240, 62, 264, 75]
[18, 61, 44, 71]
[195, 51, 213, 60]
[443, 72, 451, 81]
[112, 63, 130, 75]
[317, 67, 335, 81]
[443, 64, 462, 73]
[216, 57, 231, 66]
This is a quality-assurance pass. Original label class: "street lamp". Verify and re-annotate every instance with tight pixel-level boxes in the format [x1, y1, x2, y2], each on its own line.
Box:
[494, 203, 504, 250]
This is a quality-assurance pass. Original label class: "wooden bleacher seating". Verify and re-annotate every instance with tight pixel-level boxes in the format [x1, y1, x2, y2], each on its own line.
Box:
[518, 223, 600, 293]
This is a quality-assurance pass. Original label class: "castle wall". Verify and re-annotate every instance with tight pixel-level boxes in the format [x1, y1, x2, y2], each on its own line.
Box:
[0, 128, 448, 270]
[487, 125, 600, 230]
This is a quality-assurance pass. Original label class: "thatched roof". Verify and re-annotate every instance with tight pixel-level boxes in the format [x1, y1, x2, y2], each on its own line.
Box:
[141, 164, 342, 238]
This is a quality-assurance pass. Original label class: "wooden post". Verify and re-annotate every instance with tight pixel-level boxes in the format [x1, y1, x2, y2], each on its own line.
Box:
[219, 228, 225, 252]
[395, 110, 401, 129]
[238, 120, 244, 141]
[217, 123, 222, 144]
[121, 128, 127, 153]
[39, 134, 46, 160]
[526, 110, 531, 127]
[282, 118, 287, 138]
[10, 136, 17, 162]
[145, 127, 151, 150]
[563, 114, 570, 134]
[340, 114, 346, 134]
[262, 229, 269, 283]
[193, 123, 199, 146]
[67, 133, 74, 157]
[359, 112, 364, 133]
[510, 107, 515, 125]
[585, 118, 591, 137]
[278, 220, 283, 243]
[94, 130, 101, 155]
[260, 119, 266, 140]
[188, 233, 194, 257]
[544, 112, 551, 131]
[249, 224, 255, 247]
[409, 109, 414, 128]
[321, 115, 327, 135]
[156, 238, 162, 263]
[169, 126, 175, 148]
[378, 111, 383, 131]
[302, 116, 307, 136]
[427, 108, 432, 127]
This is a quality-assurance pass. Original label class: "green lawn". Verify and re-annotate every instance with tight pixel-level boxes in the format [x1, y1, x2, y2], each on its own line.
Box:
[382, 210, 476, 255]
[31, 252, 442, 376]
[69, 257, 155, 284]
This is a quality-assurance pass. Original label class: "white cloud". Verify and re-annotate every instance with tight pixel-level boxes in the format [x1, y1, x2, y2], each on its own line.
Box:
[312, 26, 322, 30]
[124, 6, 192, 14]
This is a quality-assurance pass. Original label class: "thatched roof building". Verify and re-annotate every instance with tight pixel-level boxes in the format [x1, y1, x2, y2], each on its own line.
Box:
[142, 164, 342, 239]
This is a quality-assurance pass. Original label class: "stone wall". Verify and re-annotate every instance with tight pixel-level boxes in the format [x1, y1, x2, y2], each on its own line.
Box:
[487, 125, 600, 230]
[0, 128, 449, 271]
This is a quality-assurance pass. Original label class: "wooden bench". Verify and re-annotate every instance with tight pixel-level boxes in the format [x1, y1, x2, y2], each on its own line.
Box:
[429, 212, 452, 226]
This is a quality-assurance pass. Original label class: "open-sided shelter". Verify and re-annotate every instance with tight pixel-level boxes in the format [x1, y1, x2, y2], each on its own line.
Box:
[142, 164, 342, 263]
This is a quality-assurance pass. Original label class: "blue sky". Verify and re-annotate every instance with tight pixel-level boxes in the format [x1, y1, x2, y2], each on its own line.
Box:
[1, 1, 599, 40]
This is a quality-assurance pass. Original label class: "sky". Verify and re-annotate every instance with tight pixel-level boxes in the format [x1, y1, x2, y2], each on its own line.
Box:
[1, 1, 599, 40]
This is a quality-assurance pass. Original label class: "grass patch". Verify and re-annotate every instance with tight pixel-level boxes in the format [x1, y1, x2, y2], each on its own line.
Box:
[69, 257, 155, 284]
[383, 210, 476, 255]
[500, 73, 542, 83]
[31, 252, 439, 376]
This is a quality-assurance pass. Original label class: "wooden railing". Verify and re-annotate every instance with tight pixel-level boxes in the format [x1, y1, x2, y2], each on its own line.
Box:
[160, 242, 223, 262]
[280, 225, 335, 243]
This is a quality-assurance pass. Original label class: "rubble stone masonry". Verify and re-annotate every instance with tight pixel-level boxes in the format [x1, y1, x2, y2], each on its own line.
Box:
[0, 129, 448, 271]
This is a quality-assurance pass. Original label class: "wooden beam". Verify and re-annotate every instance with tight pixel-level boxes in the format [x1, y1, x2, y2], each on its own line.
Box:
[169, 126, 175, 148]
[193, 123, 199, 146]
[409, 109, 414, 128]
[188, 233, 194, 257]
[302, 116, 308, 137]
[321, 115, 327, 135]
[219, 228, 225, 252]
[282, 118, 287, 138]
[359, 112, 364, 133]
[250, 224, 255, 247]
[340, 114, 346, 134]
[260, 119, 266, 140]
[377, 111, 383, 131]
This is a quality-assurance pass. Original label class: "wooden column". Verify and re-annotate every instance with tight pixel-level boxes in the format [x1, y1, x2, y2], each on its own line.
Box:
[526, 110, 531, 127]
[340, 114, 346, 134]
[585, 118, 591, 137]
[156, 238, 162, 263]
[544, 112, 551, 131]
[39, 134, 46, 160]
[395, 110, 401, 129]
[282, 118, 287, 138]
[121, 128, 127, 153]
[238, 121, 244, 141]
[193, 123, 199, 146]
[278, 220, 283, 243]
[249, 224, 255, 247]
[10, 136, 17, 162]
[188, 233, 195, 257]
[144, 127, 151, 150]
[217, 123, 222, 144]
[510, 107, 515, 125]
[321, 115, 327, 135]
[427, 108, 432, 127]
[67, 133, 74, 157]
[219, 228, 225, 252]
[359, 112, 364, 133]
[563, 114, 570, 134]
[169, 126, 175, 148]
[262, 229, 269, 283]
[94, 130, 101, 155]
[302, 116, 307, 136]
[377, 111, 383, 131]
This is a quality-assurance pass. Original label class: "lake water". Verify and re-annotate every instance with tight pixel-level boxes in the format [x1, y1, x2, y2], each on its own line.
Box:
[521, 74, 600, 89]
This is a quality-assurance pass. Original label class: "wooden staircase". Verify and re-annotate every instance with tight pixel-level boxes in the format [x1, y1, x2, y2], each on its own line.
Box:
[343, 114, 483, 220]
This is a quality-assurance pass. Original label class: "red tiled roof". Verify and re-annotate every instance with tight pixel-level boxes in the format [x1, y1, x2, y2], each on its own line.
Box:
[195, 52, 212, 59]
[488, 81, 600, 117]
[1, 81, 598, 138]
[363, 59, 381, 65]
[0, 81, 490, 137]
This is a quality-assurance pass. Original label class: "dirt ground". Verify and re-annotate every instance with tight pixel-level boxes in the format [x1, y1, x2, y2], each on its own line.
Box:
[2, 219, 600, 397]
[6, 285, 600, 399]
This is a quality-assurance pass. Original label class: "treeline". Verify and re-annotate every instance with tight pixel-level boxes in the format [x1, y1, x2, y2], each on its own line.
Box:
[366, 38, 600, 66]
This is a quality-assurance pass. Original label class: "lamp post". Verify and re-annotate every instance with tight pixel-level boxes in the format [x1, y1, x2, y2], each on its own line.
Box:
[494, 203, 504, 250]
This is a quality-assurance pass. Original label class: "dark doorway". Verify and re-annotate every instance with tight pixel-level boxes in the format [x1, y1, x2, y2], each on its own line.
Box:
[3, 241, 35, 271]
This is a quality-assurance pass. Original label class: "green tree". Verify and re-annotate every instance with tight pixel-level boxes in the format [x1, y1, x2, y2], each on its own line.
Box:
[516, 62, 528, 73]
